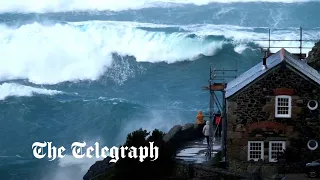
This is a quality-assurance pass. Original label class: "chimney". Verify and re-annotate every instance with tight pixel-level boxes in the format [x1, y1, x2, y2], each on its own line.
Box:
[262, 57, 267, 70]
[261, 48, 269, 70]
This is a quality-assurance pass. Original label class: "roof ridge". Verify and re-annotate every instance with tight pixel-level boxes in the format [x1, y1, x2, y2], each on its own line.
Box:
[226, 48, 320, 98]
[280, 48, 285, 61]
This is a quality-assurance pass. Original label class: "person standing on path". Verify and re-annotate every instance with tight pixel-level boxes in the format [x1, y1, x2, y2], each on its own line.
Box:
[196, 110, 205, 136]
[202, 121, 210, 146]
[215, 111, 222, 137]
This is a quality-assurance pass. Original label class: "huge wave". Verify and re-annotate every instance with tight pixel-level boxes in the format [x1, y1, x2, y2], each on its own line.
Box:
[1, 2, 320, 180]
[0, 0, 317, 13]
[0, 21, 223, 85]
[0, 21, 319, 85]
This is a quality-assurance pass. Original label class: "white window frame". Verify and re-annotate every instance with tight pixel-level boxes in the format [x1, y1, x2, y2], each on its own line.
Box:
[275, 95, 292, 118]
[269, 141, 286, 162]
[248, 141, 264, 161]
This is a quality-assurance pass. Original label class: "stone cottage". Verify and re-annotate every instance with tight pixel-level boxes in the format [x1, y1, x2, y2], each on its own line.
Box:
[225, 48, 320, 173]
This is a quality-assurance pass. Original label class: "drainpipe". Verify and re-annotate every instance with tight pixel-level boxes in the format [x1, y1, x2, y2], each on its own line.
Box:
[222, 88, 227, 168]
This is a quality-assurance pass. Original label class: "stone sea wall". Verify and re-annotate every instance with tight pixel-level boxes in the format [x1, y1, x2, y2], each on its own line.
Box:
[162, 123, 203, 145]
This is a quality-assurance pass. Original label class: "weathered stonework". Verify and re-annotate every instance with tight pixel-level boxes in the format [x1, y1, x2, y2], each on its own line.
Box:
[226, 65, 320, 174]
[171, 162, 250, 180]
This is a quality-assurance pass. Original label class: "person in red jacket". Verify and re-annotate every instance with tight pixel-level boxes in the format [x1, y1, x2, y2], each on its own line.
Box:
[215, 111, 222, 137]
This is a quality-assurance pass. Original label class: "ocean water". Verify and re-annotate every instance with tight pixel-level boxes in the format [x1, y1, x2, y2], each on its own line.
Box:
[0, 0, 320, 180]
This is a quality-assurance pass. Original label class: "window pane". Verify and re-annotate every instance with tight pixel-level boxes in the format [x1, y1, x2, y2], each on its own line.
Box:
[270, 142, 285, 161]
[276, 96, 291, 116]
[249, 142, 263, 161]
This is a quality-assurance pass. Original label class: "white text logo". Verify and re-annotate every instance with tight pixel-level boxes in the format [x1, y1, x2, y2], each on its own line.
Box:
[32, 141, 159, 163]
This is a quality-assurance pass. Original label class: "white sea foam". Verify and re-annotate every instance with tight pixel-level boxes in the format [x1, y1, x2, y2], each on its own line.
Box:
[234, 44, 249, 54]
[0, 0, 315, 13]
[181, 24, 320, 54]
[0, 23, 113, 84]
[116, 109, 184, 143]
[0, 21, 319, 85]
[0, 21, 224, 84]
[42, 138, 105, 180]
[0, 83, 62, 100]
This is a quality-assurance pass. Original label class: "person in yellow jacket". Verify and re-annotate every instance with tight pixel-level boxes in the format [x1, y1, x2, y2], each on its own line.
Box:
[196, 110, 205, 125]
[196, 110, 205, 136]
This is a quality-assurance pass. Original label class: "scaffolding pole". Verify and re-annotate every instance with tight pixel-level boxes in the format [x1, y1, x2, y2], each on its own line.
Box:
[204, 64, 237, 167]
[254, 27, 319, 60]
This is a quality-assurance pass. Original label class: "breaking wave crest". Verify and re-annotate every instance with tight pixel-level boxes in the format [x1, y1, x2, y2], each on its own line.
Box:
[0, 83, 63, 100]
[1, 21, 319, 85]
[0, 0, 316, 13]
[0, 21, 224, 84]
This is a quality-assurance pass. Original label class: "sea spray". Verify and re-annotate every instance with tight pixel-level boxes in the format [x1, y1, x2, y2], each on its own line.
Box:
[0, 0, 316, 13]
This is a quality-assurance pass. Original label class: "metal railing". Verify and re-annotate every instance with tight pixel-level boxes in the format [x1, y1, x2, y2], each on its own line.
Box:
[253, 27, 319, 60]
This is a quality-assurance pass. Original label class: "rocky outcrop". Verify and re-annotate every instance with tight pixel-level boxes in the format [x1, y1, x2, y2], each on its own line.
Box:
[307, 41, 320, 71]
[83, 122, 204, 180]
[163, 125, 182, 143]
[163, 123, 202, 144]
[83, 157, 114, 180]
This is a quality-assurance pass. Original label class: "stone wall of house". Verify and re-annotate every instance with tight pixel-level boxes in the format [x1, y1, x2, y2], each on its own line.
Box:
[172, 162, 250, 180]
[226, 65, 320, 174]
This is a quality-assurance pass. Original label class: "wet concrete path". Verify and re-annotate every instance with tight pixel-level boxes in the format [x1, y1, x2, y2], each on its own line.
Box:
[175, 137, 222, 163]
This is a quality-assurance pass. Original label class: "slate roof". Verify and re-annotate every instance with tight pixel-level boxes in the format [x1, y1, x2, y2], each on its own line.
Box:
[225, 48, 320, 98]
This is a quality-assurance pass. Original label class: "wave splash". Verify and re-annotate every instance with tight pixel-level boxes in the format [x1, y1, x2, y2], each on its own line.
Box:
[41, 138, 105, 180]
[0, 83, 62, 100]
[0, 21, 224, 84]
[1, 21, 319, 85]
[0, 0, 316, 13]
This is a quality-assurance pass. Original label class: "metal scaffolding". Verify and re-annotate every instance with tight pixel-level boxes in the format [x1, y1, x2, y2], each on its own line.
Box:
[203, 65, 237, 164]
[254, 27, 318, 60]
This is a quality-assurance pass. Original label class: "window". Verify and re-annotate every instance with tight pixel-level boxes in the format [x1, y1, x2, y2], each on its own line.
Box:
[269, 141, 285, 162]
[248, 141, 264, 161]
[275, 95, 292, 118]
